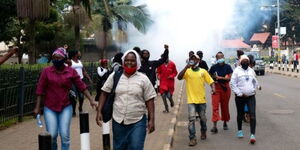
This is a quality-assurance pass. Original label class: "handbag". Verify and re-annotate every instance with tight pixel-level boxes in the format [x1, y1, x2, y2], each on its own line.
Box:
[102, 69, 123, 123]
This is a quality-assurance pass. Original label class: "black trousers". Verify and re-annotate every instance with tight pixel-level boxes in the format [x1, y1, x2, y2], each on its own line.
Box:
[235, 95, 256, 134]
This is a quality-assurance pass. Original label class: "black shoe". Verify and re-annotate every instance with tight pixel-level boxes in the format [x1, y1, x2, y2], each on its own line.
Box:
[170, 101, 174, 107]
[210, 127, 218, 134]
[223, 124, 229, 130]
[223, 122, 228, 130]
[72, 112, 76, 117]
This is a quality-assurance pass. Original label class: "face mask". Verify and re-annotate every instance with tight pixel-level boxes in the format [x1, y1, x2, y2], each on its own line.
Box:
[189, 60, 195, 66]
[142, 56, 149, 61]
[241, 63, 249, 70]
[52, 59, 65, 69]
[123, 66, 137, 75]
[217, 58, 225, 64]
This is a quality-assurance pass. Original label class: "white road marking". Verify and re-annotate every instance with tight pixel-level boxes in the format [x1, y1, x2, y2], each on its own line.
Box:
[274, 93, 286, 99]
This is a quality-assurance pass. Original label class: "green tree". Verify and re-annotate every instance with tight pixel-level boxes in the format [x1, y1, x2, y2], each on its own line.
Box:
[73, 0, 92, 51]
[95, 0, 152, 58]
[16, 0, 51, 64]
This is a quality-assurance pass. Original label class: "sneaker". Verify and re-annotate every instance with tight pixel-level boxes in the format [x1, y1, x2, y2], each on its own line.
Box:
[163, 110, 169, 113]
[210, 127, 218, 134]
[188, 138, 197, 146]
[236, 130, 244, 138]
[250, 134, 256, 144]
[201, 131, 207, 140]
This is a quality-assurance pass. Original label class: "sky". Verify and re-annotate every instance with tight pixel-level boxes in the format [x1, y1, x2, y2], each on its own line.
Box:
[123, 0, 274, 68]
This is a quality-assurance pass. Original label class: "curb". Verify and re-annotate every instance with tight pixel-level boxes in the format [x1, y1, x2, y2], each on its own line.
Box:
[163, 82, 184, 150]
[266, 68, 300, 79]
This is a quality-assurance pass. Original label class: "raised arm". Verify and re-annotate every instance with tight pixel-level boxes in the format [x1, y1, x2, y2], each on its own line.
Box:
[177, 65, 189, 80]
[153, 46, 169, 67]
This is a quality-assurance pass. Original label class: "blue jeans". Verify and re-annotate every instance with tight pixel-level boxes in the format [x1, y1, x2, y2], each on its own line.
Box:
[44, 105, 73, 150]
[112, 115, 147, 150]
[188, 104, 207, 140]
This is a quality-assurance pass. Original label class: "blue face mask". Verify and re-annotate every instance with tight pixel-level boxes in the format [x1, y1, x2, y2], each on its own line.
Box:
[217, 58, 225, 64]
[52, 59, 65, 69]
[189, 60, 195, 65]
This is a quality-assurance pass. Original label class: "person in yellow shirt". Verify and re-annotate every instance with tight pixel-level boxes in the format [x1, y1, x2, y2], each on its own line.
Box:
[178, 54, 215, 146]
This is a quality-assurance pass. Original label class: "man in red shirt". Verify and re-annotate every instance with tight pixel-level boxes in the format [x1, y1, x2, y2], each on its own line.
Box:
[157, 57, 178, 113]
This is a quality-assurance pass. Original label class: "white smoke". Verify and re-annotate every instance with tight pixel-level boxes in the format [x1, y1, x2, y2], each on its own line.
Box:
[124, 0, 274, 69]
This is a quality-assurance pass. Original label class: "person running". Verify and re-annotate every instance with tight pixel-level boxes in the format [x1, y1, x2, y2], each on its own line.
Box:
[230, 55, 260, 144]
[139, 44, 169, 87]
[95, 59, 110, 102]
[96, 50, 156, 150]
[157, 57, 178, 113]
[68, 50, 93, 116]
[209, 51, 233, 133]
[196, 50, 209, 70]
[33, 48, 97, 150]
[178, 54, 215, 146]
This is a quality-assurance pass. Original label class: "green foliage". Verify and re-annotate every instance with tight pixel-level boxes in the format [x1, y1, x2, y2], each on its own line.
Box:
[0, 0, 20, 42]
[112, 4, 152, 33]
[95, 0, 152, 33]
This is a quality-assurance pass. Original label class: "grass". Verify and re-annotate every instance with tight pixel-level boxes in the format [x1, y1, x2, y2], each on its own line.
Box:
[0, 116, 34, 130]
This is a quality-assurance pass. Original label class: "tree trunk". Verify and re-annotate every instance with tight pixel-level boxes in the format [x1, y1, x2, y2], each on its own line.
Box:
[74, 0, 81, 51]
[28, 19, 36, 64]
[103, 31, 107, 58]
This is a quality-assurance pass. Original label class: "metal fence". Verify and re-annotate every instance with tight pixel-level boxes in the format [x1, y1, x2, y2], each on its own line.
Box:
[0, 63, 98, 124]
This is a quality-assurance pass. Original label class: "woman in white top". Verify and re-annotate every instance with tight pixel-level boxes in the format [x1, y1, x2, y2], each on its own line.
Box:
[230, 55, 261, 144]
[69, 50, 93, 116]
[96, 50, 157, 150]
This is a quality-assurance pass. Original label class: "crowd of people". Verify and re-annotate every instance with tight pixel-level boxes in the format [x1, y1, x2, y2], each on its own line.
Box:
[33, 45, 261, 150]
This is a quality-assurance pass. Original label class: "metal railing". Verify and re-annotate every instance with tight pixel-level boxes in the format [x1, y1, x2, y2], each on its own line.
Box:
[0, 63, 98, 124]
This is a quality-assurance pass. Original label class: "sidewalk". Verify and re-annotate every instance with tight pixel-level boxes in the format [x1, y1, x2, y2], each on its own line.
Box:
[0, 81, 184, 150]
[266, 64, 300, 78]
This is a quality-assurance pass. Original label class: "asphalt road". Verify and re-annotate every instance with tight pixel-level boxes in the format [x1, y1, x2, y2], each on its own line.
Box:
[173, 72, 300, 150]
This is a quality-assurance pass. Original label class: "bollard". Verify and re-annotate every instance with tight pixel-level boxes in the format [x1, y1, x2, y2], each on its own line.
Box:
[38, 132, 52, 150]
[80, 112, 90, 150]
[102, 122, 111, 150]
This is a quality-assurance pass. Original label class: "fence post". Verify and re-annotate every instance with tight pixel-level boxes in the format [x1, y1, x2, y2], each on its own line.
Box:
[18, 67, 25, 122]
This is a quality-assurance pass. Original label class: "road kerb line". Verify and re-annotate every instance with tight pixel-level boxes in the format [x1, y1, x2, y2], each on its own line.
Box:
[274, 93, 286, 99]
[164, 81, 184, 150]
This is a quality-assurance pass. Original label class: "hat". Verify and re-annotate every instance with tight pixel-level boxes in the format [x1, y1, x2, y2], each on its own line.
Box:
[52, 47, 67, 58]
[239, 55, 249, 61]
[190, 54, 200, 59]
[99, 59, 108, 64]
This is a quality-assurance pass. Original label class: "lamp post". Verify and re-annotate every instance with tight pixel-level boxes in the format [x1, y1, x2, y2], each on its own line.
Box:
[277, 0, 280, 51]
[261, 0, 280, 52]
